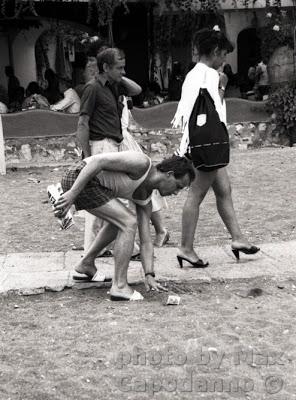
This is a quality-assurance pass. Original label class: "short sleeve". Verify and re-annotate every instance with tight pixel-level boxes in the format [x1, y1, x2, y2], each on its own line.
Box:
[79, 82, 97, 117]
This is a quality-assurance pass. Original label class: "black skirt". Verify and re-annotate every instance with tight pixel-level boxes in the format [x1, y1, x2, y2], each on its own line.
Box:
[188, 88, 229, 172]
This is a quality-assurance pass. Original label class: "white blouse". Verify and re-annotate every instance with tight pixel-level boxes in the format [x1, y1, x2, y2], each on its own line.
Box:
[172, 62, 226, 156]
[50, 88, 80, 114]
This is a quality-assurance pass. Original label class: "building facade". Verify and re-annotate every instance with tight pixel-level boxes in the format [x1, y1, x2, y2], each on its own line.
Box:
[0, 0, 295, 96]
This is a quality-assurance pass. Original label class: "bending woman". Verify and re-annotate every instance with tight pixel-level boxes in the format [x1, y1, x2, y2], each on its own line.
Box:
[172, 28, 259, 266]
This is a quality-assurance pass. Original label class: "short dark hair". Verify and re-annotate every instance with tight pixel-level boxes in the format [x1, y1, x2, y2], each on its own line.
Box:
[96, 48, 125, 73]
[26, 81, 41, 96]
[156, 155, 195, 183]
[195, 28, 234, 56]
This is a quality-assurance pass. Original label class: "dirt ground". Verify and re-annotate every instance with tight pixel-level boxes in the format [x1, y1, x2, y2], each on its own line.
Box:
[1, 147, 296, 399]
[1, 147, 296, 253]
[1, 278, 295, 399]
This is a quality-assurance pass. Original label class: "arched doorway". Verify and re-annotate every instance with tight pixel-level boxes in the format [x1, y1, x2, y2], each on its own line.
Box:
[237, 28, 261, 94]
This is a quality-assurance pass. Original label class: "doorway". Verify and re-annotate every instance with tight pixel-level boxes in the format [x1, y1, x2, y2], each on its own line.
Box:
[237, 28, 261, 93]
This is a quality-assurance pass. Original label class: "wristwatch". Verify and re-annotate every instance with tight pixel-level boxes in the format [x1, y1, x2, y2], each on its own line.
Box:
[145, 272, 156, 278]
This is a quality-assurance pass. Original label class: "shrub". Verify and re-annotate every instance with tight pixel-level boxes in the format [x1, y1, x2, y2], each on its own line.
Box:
[267, 83, 296, 144]
[257, 9, 294, 63]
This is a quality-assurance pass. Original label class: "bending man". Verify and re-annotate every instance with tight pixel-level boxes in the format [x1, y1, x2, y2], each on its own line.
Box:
[54, 151, 195, 301]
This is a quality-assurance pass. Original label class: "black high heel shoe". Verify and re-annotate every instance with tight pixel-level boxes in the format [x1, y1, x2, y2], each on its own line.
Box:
[231, 245, 260, 260]
[177, 255, 209, 268]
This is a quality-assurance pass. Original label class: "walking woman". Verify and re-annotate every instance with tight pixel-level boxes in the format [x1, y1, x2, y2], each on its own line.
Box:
[172, 28, 259, 267]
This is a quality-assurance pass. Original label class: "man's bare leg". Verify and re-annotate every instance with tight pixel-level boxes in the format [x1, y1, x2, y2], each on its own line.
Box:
[76, 221, 118, 277]
[84, 211, 103, 252]
[111, 223, 136, 295]
[76, 200, 137, 296]
[83, 138, 119, 252]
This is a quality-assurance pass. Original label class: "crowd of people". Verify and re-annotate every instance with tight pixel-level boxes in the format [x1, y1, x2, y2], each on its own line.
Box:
[53, 29, 260, 302]
[0, 66, 81, 114]
[0, 54, 269, 116]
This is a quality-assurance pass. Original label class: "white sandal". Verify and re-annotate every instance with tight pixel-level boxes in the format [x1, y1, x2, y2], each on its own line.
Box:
[73, 271, 112, 282]
[110, 290, 144, 301]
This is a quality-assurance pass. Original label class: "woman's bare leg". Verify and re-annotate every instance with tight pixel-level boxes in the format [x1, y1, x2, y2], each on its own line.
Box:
[212, 167, 254, 247]
[178, 169, 217, 261]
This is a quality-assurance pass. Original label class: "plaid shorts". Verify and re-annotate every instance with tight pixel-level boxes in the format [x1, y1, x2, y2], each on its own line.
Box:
[61, 161, 114, 211]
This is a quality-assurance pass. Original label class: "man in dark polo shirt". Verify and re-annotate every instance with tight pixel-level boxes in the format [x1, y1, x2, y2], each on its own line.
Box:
[76, 47, 142, 251]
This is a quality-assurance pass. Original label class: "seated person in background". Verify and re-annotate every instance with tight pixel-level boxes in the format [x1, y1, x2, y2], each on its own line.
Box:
[50, 78, 80, 113]
[0, 84, 8, 113]
[9, 86, 24, 112]
[0, 101, 8, 113]
[22, 81, 50, 109]
[143, 80, 164, 107]
[168, 61, 184, 101]
[239, 59, 257, 99]
[43, 68, 63, 105]
[247, 65, 256, 88]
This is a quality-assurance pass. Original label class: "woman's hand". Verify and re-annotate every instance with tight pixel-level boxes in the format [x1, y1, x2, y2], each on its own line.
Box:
[144, 275, 168, 292]
[53, 190, 75, 218]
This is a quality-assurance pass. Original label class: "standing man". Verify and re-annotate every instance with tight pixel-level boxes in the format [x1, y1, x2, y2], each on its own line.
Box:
[76, 47, 142, 251]
[255, 59, 270, 100]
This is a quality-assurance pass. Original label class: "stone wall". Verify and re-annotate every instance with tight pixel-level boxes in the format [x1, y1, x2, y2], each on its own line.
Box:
[4, 121, 290, 168]
[5, 137, 80, 167]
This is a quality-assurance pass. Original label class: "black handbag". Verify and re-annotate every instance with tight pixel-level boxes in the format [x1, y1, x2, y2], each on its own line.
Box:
[188, 88, 229, 171]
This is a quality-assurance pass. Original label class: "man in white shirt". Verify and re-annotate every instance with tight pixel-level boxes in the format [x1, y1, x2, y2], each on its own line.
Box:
[50, 78, 80, 113]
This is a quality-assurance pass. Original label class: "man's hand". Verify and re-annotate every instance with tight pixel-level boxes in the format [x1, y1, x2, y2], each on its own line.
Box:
[219, 72, 228, 90]
[144, 275, 168, 292]
[53, 190, 76, 218]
